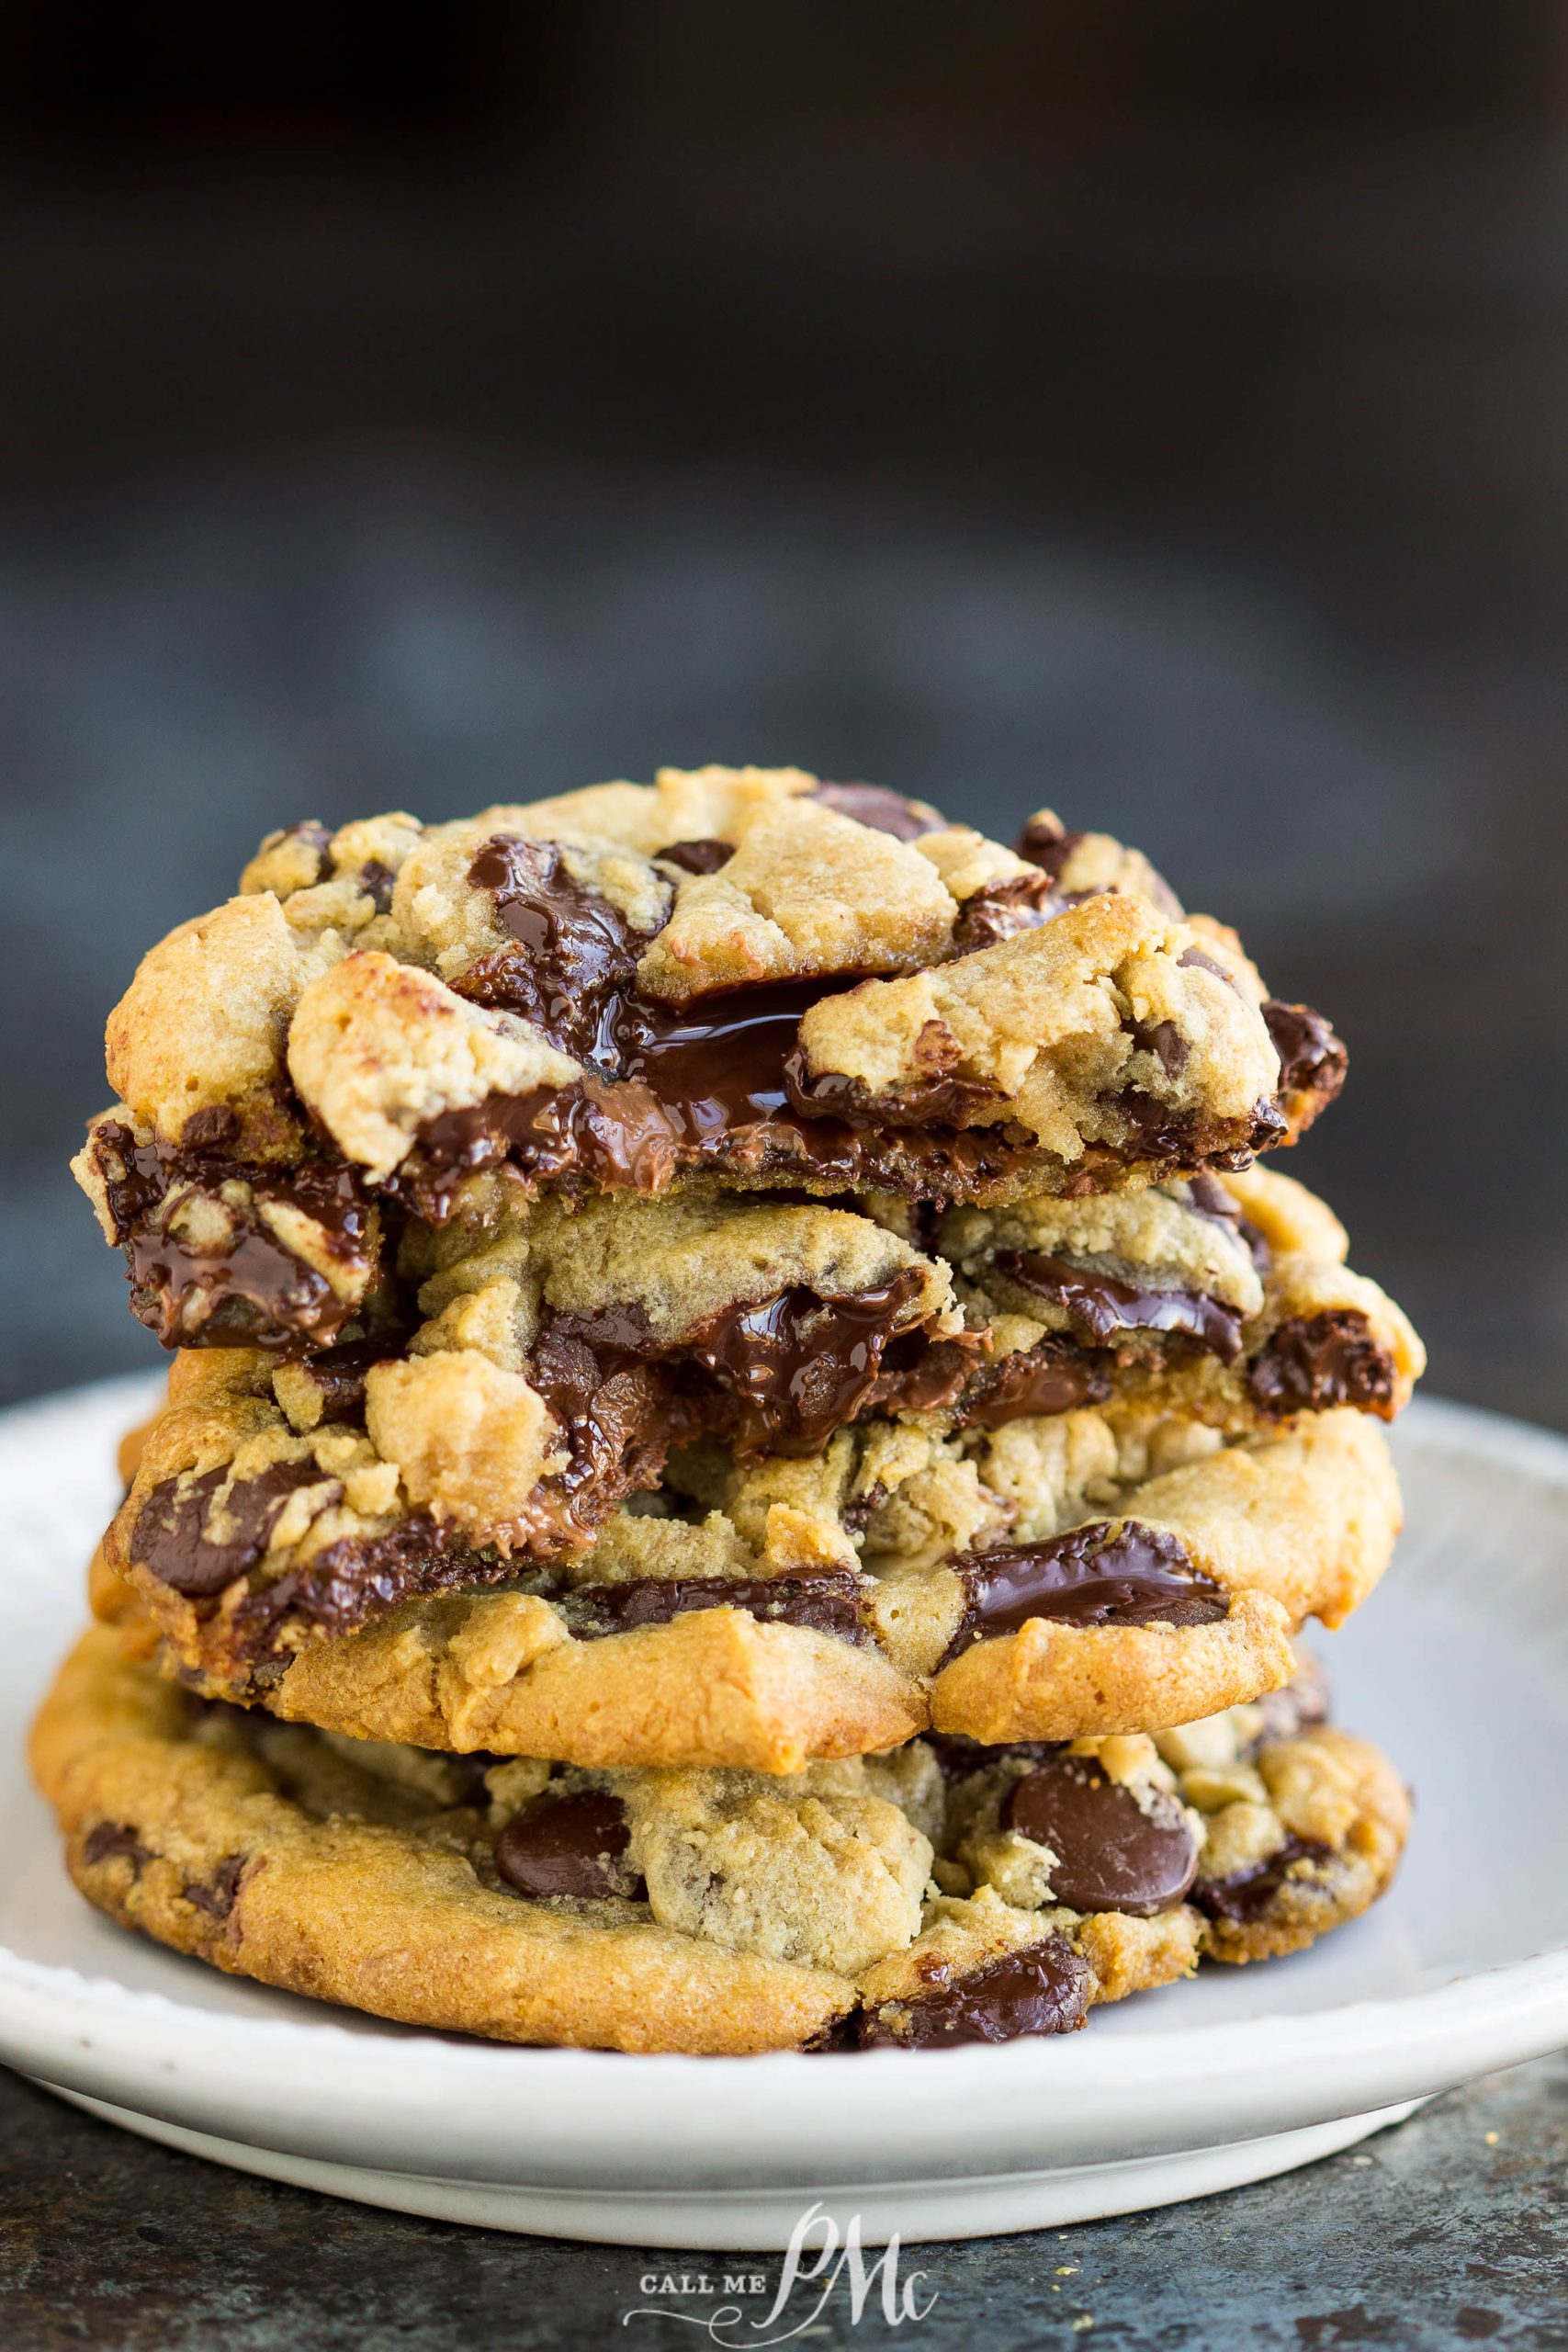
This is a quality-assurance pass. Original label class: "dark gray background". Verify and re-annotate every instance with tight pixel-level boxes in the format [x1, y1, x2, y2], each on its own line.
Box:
[3, 12, 1567, 2347]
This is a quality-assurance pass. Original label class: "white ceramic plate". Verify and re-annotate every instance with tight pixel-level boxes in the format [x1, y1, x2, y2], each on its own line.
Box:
[2, 1376, 1566, 2247]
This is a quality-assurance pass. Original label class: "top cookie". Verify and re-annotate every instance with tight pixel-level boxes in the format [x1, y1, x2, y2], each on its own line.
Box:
[73, 767, 1345, 1356]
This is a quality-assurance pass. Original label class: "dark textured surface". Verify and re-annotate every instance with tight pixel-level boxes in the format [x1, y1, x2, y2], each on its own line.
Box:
[1, 2057, 1564, 2350]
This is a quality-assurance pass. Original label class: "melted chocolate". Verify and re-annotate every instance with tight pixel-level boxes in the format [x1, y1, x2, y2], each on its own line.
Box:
[942, 1522, 1229, 1663]
[949, 873, 1064, 954]
[1248, 1310, 1395, 1419]
[1003, 1755, 1200, 1916]
[494, 1789, 642, 1902]
[281, 1332, 410, 1428]
[683, 1269, 931, 1455]
[995, 1250, 1245, 1363]
[460, 835, 649, 1058]
[1182, 1171, 1271, 1271]
[857, 1930, 1091, 2047]
[660, 838, 734, 875]
[82, 1822, 153, 1872]
[529, 1314, 682, 1517]
[953, 1338, 1113, 1428]
[808, 780, 946, 839]
[567, 1571, 868, 1645]
[235, 1518, 532, 1656]
[182, 1853, 247, 1919]
[134, 1461, 338, 1599]
[1190, 1834, 1332, 1925]
[394, 978, 1048, 1217]
[92, 1122, 376, 1351]
[1263, 1001, 1348, 1117]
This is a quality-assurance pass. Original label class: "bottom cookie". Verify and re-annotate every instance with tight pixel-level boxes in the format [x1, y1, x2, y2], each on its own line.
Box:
[30, 1628, 1407, 2054]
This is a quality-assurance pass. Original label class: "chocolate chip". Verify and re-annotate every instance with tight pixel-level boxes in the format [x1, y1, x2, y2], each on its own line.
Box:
[182, 1853, 247, 1919]
[1250, 1654, 1332, 1746]
[1177, 946, 1234, 984]
[1190, 1834, 1331, 1925]
[567, 1571, 868, 1645]
[494, 1789, 641, 1902]
[134, 1460, 338, 1599]
[1263, 1001, 1348, 1113]
[1248, 1309, 1395, 1418]
[358, 858, 397, 911]
[954, 1337, 1113, 1427]
[949, 872, 1064, 955]
[91, 1123, 377, 1351]
[83, 1822, 154, 1872]
[942, 1522, 1229, 1663]
[683, 1270, 933, 1454]
[808, 781, 946, 839]
[857, 1930, 1091, 2047]
[1130, 1017, 1190, 1079]
[1004, 1755, 1200, 1916]
[660, 838, 735, 875]
[995, 1250, 1245, 1363]
[1014, 815, 1083, 876]
[461, 834, 651, 1060]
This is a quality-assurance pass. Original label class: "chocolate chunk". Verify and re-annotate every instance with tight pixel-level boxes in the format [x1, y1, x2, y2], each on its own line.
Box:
[1190, 1834, 1332, 1925]
[995, 1250, 1244, 1362]
[660, 838, 735, 875]
[1129, 1017, 1190, 1080]
[83, 1822, 154, 1873]
[808, 781, 946, 839]
[1177, 945, 1234, 983]
[231, 1514, 525, 1654]
[942, 1522, 1229, 1663]
[1263, 1001, 1348, 1114]
[461, 835, 649, 1059]
[494, 1789, 641, 1902]
[1250, 1654, 1331, 1746]
[949, 873, 1064, 955]
[279, 1332, 410, 1429]
[857, 1930, 1091, 2047]
[528, 1310, 680, 1511]
[921, 1734, 1066, 1781]
[1182, 1171, 1271, 1271]
[683, 1269, 933, 1454]
[134, 1460, 338, 1599]
[91, 1123, 377, 1351]
[1014, 815, 1085, 877]
[358, 858, 397, 911]
[1248, 1309, 1395, 1419]
[954, 1337, 1113, 1427]
[568, 1571, 868, 1645]
[1003, 1755, 1200, 1916]
[182, 1853, 247, 1919]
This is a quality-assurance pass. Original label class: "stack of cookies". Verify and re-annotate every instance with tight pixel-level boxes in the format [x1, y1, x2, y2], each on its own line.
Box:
[33, 766, 1422, 2052]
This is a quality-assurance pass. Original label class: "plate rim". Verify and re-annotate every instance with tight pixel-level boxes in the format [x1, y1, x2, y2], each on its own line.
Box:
[4, 1378, 1567, 2186]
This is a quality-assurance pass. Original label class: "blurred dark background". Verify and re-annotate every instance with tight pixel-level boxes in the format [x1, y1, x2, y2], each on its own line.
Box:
[4, 1, 1567, 1423]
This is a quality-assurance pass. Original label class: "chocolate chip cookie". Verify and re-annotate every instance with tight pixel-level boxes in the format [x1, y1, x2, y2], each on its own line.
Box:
[32, 1631, 1403, 2052]
[73, 768, 1344, 1353]
[98, 1399, 1397, 1767]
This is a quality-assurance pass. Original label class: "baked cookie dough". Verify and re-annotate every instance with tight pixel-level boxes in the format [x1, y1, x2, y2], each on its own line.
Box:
[99, 1406, 1398, 1769]
[30, 1632, 1402, 2052]
[73, 769, 1344, 1351]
